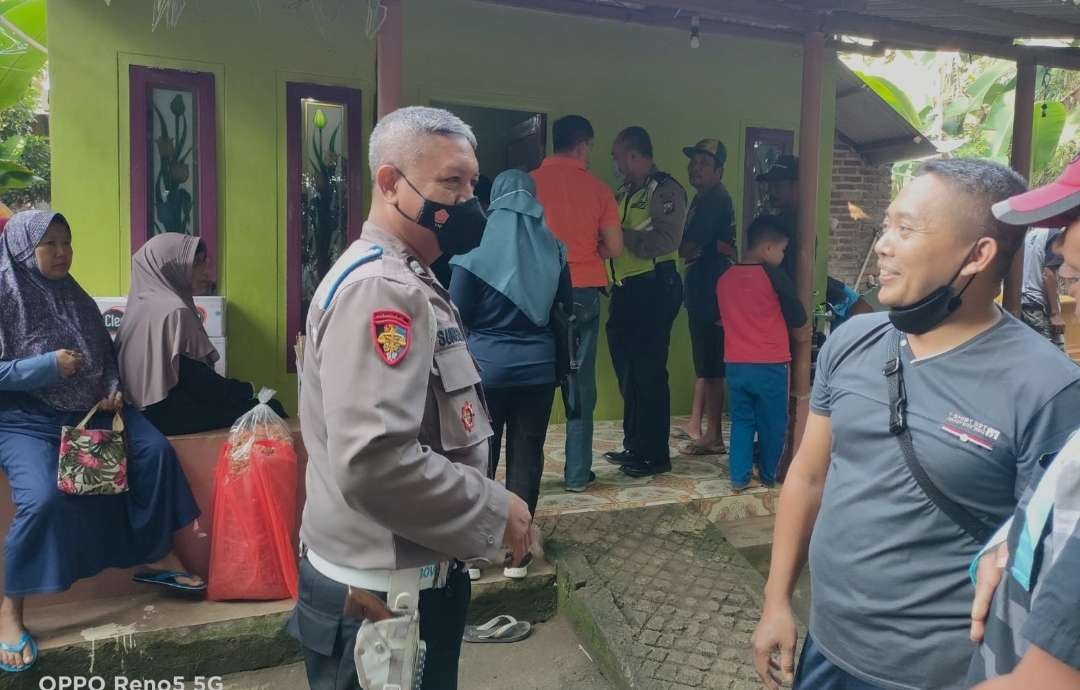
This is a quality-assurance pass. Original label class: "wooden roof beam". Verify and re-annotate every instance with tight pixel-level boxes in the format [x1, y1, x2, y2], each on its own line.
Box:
[825, 11, 1014, 54]
[638, 0, 810, 32]
[901, 0, 1080, 39]
[823, 11, 1080, 69]
[478, 0, 804, 44]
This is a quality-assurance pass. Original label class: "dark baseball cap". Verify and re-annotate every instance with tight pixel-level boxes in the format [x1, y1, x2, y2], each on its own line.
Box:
[683, 138, 727, 167]
[993, 154, 1080, 228]
[756, 154, 799, 183]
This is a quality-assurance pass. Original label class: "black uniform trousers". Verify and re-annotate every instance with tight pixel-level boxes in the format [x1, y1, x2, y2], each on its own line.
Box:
[606, 261, 683, 463]
[286, 557, 470, 690]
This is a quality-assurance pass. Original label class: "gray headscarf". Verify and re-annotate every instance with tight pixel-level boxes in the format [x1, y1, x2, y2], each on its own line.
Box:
[0, 210, 120, 411]
[117, 233, 219, 409]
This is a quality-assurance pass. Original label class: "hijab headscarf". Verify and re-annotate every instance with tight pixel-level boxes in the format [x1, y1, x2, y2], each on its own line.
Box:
[451, 169, 565, 326]
[0, 210, 119, 411]
[117, 233, 219, 409]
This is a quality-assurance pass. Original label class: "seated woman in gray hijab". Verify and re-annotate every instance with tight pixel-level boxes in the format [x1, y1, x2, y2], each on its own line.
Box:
[117, 234, 285, 436]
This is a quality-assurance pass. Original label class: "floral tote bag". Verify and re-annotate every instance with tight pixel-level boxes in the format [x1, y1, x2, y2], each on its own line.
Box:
[57, 403, 129, 495]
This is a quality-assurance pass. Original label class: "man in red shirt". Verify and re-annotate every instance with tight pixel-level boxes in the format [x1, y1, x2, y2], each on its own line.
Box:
[532, 115, 623, 492]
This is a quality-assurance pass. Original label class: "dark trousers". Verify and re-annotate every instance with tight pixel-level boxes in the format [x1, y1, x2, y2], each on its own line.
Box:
[795, 635, 887, 690]
[606, 264, 683, 462]
[486, 383, 556, 515]
[286, 557, 470, 690]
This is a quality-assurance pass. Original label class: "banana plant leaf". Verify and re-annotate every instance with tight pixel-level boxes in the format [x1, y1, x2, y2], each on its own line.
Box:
[984, 97, 1068, 171]
[0, 0, 46, 111]
[855, 71, 923, 130]
[942, 97, 971, 136]
[966, 64, 1013, 107]
[0, 134, 26, 159]
[1032, 101, 1068, 172]
[986, 91, 1015, 162]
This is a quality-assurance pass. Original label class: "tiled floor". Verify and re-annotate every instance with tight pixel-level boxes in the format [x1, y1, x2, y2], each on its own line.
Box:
[495, 417, 779, 522]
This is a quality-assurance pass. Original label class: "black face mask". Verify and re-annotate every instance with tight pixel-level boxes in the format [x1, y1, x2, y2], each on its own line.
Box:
[394, 173, 486, 256]
[888, 248, 977, 335]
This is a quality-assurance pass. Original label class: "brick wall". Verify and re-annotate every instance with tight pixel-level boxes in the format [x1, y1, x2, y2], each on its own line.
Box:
[828, 137, 893, 288]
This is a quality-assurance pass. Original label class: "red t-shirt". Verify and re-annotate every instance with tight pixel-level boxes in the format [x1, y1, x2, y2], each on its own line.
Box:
[716, 264, 807, 364]
[531, 157, 620, 288]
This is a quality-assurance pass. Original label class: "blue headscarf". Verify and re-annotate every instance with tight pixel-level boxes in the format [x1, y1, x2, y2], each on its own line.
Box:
[451, 169, 565, 326]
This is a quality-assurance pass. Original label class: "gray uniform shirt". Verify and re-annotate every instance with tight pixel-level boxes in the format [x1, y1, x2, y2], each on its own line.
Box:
[299, 223, 511, 573]
[1021, 227, 1062, 311]
[808, 311, 1080, 690]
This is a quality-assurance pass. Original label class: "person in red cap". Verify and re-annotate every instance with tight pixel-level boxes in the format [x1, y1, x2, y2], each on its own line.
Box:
[966, 154, 1080, 690]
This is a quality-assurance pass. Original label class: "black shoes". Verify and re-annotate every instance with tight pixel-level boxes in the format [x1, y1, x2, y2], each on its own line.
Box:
[603, 449, 634, 465]
[606, 449, 673, 477]
[619, 458, 672, 478]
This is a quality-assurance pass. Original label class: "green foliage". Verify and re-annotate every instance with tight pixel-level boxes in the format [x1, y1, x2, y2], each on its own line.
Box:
[850, 53, 1080, 195]
[855, 70, 923, 129]
[0, 0, 46, 111]
[0, 75, 49, 207]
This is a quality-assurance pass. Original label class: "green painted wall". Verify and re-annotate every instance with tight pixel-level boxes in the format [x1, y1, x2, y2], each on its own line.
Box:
[49, 0, 834, 421]
[48, 0, 376, 413]
[403, 0, 835, 421]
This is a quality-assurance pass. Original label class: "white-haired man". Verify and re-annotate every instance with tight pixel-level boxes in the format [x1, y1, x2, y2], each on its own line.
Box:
[286, 106, 532, 690]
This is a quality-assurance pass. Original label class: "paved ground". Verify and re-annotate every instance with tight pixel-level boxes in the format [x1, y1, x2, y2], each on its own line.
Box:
[221, 613, 613, 689]
[714, 515, 811, 624]
[219, 510, 808, 690]
[543, 504, 807, 690]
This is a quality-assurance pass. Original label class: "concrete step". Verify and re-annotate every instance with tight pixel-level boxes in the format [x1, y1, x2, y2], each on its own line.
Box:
[3, 559, 557, 688]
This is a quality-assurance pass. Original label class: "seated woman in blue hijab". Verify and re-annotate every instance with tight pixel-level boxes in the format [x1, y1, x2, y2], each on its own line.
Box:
[450, 169, 571, 579]
[0, 212, 202, 674]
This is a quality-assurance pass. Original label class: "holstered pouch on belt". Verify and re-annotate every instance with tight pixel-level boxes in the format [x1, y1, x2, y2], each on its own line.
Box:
[346, 586, 426, 690]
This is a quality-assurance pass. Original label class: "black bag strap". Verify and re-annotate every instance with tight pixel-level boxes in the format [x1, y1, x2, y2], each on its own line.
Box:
[884, 331, 992, 543]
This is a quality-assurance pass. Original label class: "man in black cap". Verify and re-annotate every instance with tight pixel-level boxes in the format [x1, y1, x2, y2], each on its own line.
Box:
[757, 153, 800, 279]
[677, 138, 736, 456]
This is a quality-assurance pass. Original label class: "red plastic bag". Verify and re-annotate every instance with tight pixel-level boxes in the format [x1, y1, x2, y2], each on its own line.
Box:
[207, 390, 299, 601]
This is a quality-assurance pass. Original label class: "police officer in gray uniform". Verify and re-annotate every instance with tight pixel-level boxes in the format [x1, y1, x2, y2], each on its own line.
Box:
[286, 106, 533, 690]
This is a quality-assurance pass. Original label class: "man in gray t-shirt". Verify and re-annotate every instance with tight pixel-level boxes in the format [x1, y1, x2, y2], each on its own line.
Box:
[1020, 226, 1065, 347]
[751, 159, 1080, 690]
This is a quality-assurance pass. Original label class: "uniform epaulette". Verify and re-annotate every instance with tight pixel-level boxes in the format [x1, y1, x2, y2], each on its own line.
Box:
[651, 170, 676, 185]
[651, 170, 686, 194]
[321, 245, 384, 309]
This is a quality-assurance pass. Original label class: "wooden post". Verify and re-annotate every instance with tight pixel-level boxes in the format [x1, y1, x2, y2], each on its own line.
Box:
[1004, 55, 1036, 316]
[781, 31, 826, 479]
[377, 0, 403, 119]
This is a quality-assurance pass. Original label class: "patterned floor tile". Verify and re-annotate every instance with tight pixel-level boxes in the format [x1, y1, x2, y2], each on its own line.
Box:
[494, 416, 779, 519]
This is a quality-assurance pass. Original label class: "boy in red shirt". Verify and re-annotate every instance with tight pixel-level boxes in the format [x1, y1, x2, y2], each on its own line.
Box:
[716, 215, 807, 490]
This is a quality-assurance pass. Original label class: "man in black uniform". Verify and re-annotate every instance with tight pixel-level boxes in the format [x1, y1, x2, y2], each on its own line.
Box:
[678, 138, 736, 457]
[757, 153, 800, 279]
[604, 126, 687, 477]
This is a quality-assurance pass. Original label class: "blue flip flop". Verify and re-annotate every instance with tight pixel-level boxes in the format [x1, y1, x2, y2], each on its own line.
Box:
[0, 631, 38, 673]
[133, 570, 207, 592]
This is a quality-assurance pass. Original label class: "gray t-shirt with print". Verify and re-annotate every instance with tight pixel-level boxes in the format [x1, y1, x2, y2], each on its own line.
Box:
[808, 311, 1080, 690]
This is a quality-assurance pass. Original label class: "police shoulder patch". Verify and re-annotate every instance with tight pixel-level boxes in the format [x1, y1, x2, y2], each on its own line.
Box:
[372, 309, 412, 366]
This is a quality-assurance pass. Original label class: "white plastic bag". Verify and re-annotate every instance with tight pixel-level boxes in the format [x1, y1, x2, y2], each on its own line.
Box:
[227, 387, 293, 471]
